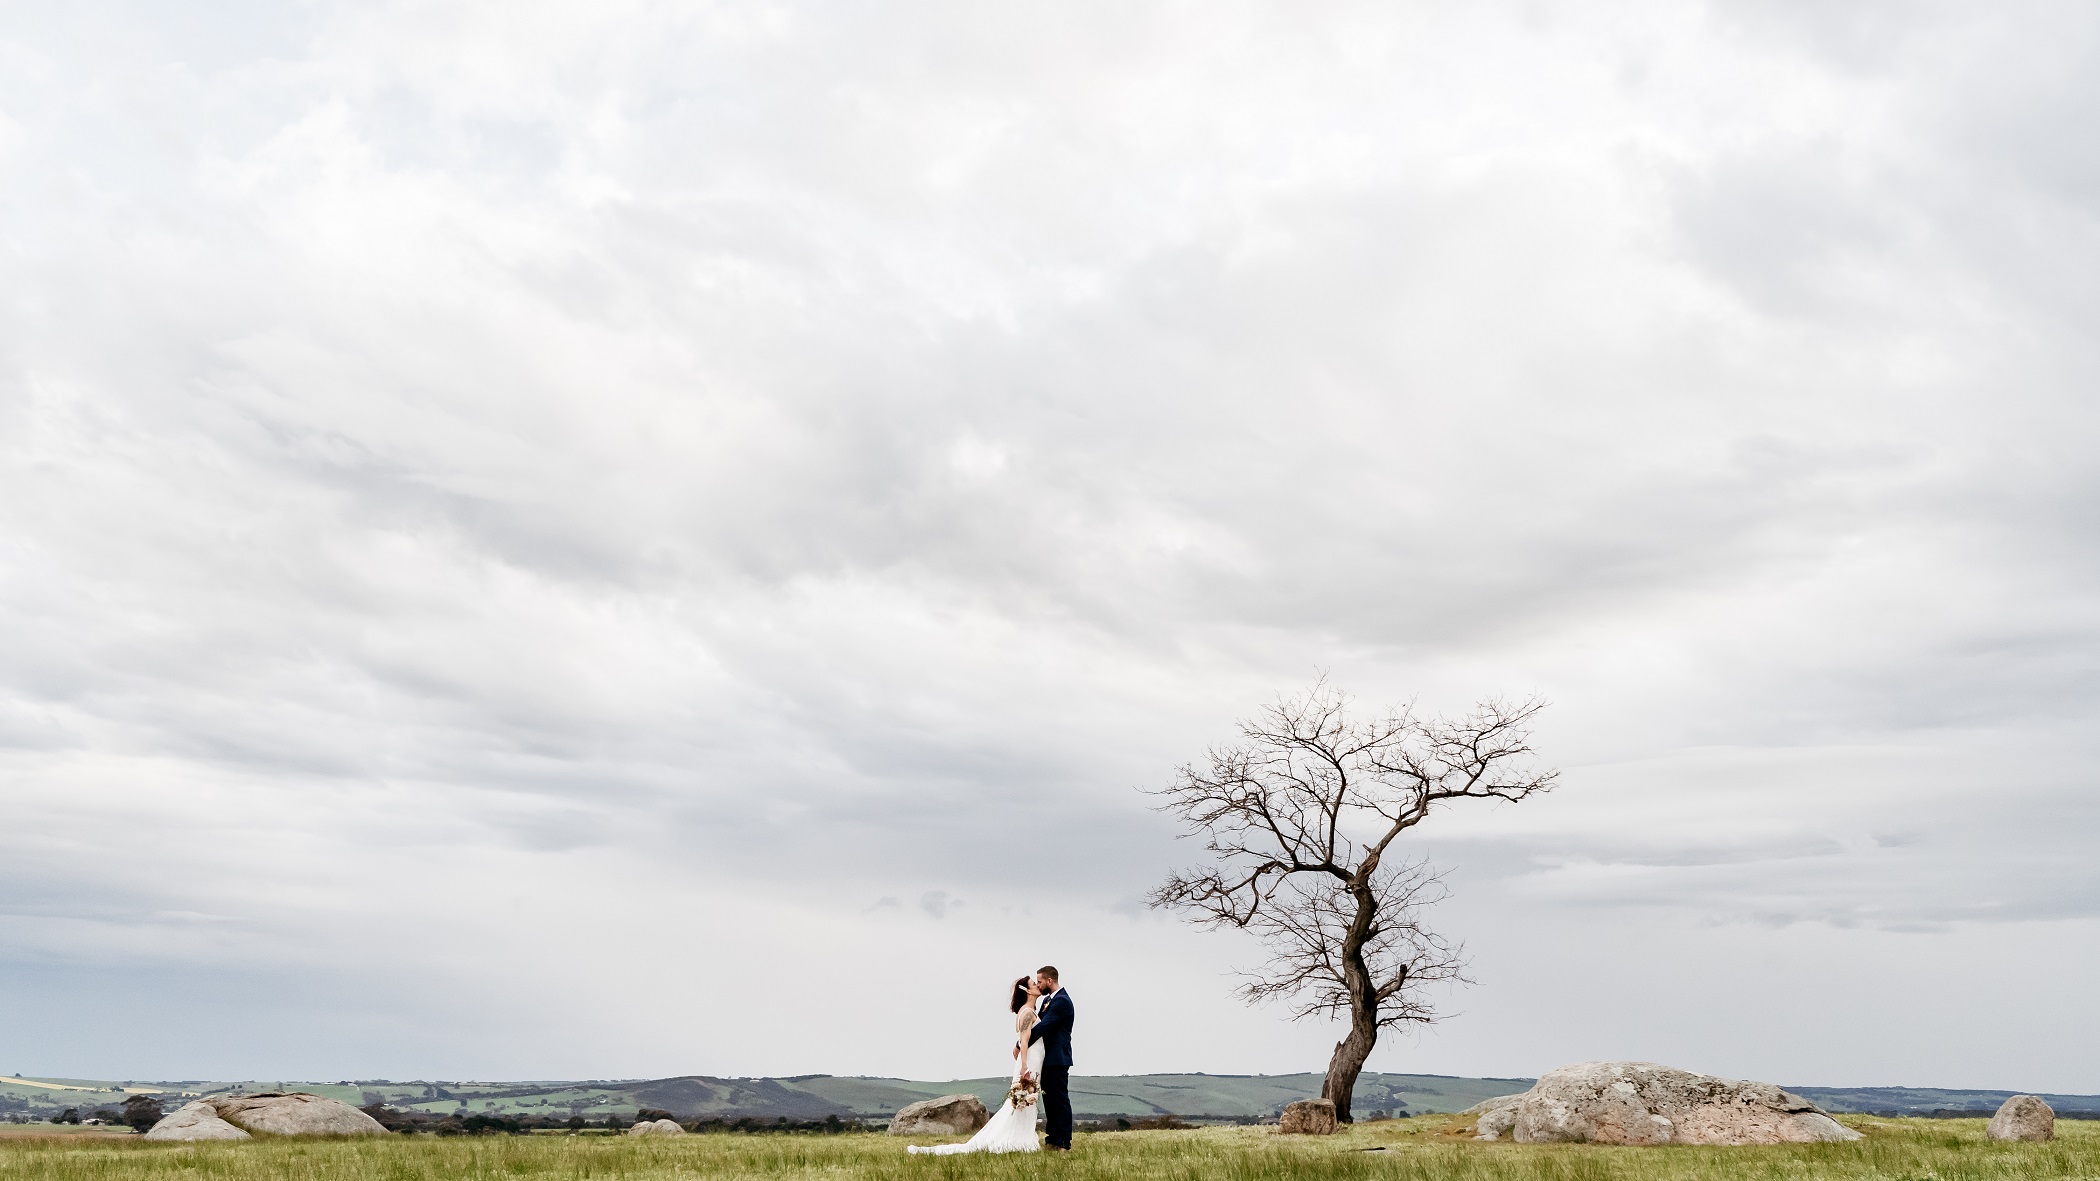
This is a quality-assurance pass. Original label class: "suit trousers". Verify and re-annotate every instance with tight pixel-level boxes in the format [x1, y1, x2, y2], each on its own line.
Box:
[1040, 1064, 1072, 1149]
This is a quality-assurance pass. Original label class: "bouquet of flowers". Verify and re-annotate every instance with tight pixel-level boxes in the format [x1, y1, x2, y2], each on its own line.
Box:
[1006, 1075, 1040, 1110]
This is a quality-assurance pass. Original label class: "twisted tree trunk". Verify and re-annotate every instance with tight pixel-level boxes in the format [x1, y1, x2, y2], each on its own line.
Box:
[1321, 1012, 1378, 1123]
[1320, 869, 1382, 1123]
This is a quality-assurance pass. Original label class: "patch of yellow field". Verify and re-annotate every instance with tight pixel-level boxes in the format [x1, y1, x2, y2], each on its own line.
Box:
[0, 1079, 176, 1095]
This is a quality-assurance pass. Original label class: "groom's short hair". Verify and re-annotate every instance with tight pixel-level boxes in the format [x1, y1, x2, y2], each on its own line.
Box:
[1037, 965, 1059, 982]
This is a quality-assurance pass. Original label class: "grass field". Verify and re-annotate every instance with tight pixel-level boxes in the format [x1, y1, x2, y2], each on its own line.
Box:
[0, 1117, 2095, 1181]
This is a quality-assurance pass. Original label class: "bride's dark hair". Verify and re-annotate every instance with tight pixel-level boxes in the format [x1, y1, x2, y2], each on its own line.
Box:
[1010, 976, 1033, 1013]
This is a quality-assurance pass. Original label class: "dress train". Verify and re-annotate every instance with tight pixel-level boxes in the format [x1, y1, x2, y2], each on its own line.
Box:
[907, 1037, 1045, 1155]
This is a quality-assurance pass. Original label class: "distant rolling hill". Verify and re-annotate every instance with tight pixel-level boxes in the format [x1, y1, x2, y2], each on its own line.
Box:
[706, 1072, 1538, 1119]
[7, 1072, 2096, 1122]
[2, 1072, 1526, 1121]
[1795, 1086, 2100, 1117]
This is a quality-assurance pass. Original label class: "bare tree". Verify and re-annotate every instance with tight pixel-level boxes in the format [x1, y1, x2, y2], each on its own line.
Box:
[119, 1094, 163, 1134]
[1147, 680, 1557, 1123]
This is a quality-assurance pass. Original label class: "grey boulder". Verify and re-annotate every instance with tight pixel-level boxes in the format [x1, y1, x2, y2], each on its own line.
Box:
[1278, 1098, 1338, 1135]
[143, 1100, 251, 1141]
[1467, 1092, 1525, 1141]
[887, 1095, 989, 1136]
[208, 1093, 390, 1136]
[1986, 1095, 2054, 1142]
[627, 1118, 686, 1136]
[1497, 1062, 1861, 1146]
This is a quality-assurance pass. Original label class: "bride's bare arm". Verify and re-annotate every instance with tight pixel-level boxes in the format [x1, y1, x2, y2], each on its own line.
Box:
[1014, 1001, 1039, 1075]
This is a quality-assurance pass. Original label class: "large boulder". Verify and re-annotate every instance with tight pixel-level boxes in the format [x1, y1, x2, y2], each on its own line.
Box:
[1986, 1095, 2054, 1142]
[1278, 1099, 1338, 1135]
[206, 1093, 390, 1136]
[143, 1101, 251, 1141]
[1496, 1063, 1860, 1146]
[627, 1118, 686, 1136]
[1468, 1092, 1524, 1141]
[888, 1095, 990, 1136]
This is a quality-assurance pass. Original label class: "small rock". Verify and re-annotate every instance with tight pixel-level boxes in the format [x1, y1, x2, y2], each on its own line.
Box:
[1279, 1099, 1338, 1135]
[1986, 1095, 2054, 1142]
[627, 1118, 686, 1136]
[888, 1095, 989, 1136]
[143, 1101, 251, 1142]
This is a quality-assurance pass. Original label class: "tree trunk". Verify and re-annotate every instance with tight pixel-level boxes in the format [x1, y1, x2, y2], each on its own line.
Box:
[1321, 1015, 1377, 1123]
[1320, 869, 1382, 1123]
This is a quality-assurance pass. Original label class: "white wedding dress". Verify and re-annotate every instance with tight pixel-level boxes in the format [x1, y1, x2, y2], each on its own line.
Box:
[907, 998, 1044, 1155]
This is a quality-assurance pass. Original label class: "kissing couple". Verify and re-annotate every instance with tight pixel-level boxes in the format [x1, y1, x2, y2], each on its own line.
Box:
[907, 965, 1074, 1155]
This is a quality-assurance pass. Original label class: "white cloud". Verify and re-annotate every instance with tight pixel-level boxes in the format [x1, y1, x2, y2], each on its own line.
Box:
[0, 0, 2096, 1092]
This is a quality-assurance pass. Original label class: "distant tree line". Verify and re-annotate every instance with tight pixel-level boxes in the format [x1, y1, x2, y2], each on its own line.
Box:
[1076, 1114, 1294, 1130]
[12, 1097, 164, 1132]
[1869, 1108, 2100, 1121]
[359, 1105, 872, 1136]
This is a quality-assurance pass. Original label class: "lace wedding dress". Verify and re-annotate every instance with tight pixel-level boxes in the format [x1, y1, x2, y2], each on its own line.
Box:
[907, 999, 1044, 1155]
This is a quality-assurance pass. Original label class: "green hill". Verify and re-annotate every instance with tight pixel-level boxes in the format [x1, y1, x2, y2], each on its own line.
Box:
[2, 1072, 1526, 1121]
[8, 1072, 2095, 1124]
[746, 1072, 1533, 1119]
[1794, 1086, 2100, 1117]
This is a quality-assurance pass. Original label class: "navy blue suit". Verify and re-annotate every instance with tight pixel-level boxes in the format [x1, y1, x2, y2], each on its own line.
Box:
[1028, 988, 1075, 1147]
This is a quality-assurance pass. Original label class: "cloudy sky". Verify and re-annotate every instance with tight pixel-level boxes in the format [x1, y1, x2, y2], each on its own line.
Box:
[3, 0, 2097, 1094]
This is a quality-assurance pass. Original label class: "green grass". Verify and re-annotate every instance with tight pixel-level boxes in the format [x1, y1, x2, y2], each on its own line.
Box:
[0, 1117, 2094, 1181]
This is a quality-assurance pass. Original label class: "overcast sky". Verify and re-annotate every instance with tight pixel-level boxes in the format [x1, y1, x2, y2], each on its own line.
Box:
[3, 0, 2098, 1095]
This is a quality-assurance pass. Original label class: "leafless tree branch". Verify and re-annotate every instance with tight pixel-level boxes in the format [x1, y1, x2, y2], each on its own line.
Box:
[1145, 678, 1556, 1123]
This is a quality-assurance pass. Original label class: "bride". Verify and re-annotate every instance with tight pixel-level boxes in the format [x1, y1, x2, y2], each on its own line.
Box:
[907, 975, 1045, 1155]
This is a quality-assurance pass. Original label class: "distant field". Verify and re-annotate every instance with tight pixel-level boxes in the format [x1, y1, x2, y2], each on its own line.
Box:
[0, 1116, 2096, 1181]
[0, 1072, 1532, 1122]
[1793, 1085, 2100, 1117]
[0, 1125, 133, 1139]
[733, 1071, 1534, 1120]
[6, 1071, 2095, 1124]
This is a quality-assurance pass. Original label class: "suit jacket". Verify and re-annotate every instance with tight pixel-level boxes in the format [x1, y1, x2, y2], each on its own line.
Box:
[1028, 988, 1075, 1068]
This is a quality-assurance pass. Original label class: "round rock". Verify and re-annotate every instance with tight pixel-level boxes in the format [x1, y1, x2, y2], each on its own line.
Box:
[1986, 1095, 2054, 1142]
[1278, 1098, 1338, 1135]
[143, 1101, 251, 1141]
[1505, 1062, 1861, 1146]
[1467, 1093, 1524, 1141]
[887, 1095, 989, 1136]
[627, 1118, 686, 1136]
[209, 1093, 390, 1136]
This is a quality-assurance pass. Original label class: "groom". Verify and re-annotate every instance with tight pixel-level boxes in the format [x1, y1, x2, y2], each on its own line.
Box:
[1026, 965, 1074, 1150]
